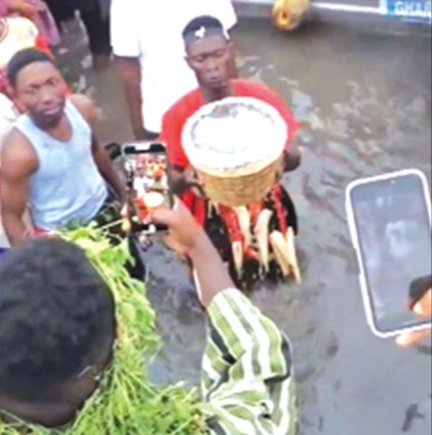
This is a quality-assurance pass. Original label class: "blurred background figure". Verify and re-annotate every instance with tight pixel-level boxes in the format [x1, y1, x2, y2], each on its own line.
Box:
[111, 0, 238, 141]
[45, 0, 111, 70]
[0, 0, 60, 46]
[0, 0, 56, 98]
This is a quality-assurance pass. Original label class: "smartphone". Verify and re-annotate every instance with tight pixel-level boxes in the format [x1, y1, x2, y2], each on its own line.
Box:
[346, 169, 432, 338]
[122, 142, 173, 234]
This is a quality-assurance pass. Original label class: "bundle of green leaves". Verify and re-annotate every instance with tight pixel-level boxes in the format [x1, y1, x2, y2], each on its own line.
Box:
[0, 226, 206, 435]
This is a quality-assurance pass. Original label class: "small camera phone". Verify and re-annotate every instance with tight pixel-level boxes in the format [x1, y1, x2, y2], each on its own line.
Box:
[122, 142, 173, 234]
[346, 169, 432, 338]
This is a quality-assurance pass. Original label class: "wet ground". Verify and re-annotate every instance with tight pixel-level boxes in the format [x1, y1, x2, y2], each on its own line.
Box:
[60, 17, 431, 435]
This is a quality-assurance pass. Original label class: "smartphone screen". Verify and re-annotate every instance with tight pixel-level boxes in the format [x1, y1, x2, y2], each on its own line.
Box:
[122, 142, 172, 234]
[349, 172, 431, 335]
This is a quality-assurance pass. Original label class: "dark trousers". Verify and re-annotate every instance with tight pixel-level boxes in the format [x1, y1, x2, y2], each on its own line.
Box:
[80, 8, 111, 55]
[45, 0, 111, 56]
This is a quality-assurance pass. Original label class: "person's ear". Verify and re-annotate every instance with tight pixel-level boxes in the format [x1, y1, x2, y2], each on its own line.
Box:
[185, 55, 193, 70]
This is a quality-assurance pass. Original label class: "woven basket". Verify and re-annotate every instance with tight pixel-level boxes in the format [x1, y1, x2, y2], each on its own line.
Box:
[182, 97, 287, 207]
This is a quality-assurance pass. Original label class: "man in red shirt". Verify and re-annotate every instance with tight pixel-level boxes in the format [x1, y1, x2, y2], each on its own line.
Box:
[160, 15, 301, 289]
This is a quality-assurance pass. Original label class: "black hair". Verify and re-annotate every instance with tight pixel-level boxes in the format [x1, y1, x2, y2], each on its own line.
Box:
[0, 238, 115, 402]
[182, 15, 226, 42]
[6, 48, 55, 89]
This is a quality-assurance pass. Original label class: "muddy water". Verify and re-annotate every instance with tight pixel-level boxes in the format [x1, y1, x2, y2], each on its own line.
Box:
[61, 17, 431, 435]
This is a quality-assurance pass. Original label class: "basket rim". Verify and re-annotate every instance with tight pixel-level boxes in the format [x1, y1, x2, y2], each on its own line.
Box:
[181, 96, 288, 172]
[195, 152, 282, 178]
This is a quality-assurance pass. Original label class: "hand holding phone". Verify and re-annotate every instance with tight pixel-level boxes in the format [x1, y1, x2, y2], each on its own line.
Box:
[346, 169, 432, 338]
[396, 288, 431, 347]
[122, 142, 173, 234]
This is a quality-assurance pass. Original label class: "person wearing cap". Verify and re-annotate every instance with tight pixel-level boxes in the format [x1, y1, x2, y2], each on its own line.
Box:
[110, 0, 238, 141]
[160, 15, 301, 289]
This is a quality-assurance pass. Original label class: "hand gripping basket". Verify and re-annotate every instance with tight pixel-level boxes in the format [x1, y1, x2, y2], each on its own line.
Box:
[182, 97, 288, 207]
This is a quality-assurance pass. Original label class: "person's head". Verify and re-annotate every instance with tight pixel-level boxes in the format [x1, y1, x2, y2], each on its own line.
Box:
[7, 48, 66, 129]
[0, 238, 116, 427]
[183, 16, 233, 92]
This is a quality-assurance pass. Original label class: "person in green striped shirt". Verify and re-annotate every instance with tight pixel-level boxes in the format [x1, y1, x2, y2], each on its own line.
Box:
[0, 199, 297, 434]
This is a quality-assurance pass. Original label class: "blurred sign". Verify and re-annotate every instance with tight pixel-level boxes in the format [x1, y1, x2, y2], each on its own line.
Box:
[386, 0, 431, 22]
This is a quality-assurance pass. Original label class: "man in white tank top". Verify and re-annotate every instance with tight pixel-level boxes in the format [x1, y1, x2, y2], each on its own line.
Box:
[0, 49, 128, 247]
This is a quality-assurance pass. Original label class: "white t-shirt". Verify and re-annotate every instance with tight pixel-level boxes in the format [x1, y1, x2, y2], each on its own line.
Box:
[110, 0, 237, 133]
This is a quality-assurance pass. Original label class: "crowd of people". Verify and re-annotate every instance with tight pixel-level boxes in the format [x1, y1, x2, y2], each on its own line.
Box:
[0, 1, 430, 433]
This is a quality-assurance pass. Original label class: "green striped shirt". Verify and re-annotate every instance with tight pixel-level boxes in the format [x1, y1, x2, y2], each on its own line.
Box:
[202, 289, 297, 435]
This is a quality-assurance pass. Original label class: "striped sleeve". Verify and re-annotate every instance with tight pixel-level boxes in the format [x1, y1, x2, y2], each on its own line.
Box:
[201, 289, 298, 435]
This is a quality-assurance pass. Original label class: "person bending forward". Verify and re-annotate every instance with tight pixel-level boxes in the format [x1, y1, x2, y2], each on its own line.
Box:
[161, 16, 302, 289]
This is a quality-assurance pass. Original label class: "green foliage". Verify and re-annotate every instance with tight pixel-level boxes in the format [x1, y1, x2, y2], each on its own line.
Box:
[0, 226, 206, 435]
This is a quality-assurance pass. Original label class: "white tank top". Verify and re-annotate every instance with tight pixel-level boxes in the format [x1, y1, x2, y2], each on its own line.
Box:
[14, 100, 108, 230]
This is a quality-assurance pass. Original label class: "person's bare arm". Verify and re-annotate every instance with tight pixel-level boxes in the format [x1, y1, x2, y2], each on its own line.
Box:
[70, 94, 128, 202]
[92, 136, 128, 202]
[0, 131, 37, 246]
[188, 232, 234, 307]
[4, 0, 36, 18]
[152, 200, 234, 307]
[115, 57, 152, 140]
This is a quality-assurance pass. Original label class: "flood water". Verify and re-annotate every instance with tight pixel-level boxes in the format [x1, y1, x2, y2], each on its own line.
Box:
[60, 17, 431, 435]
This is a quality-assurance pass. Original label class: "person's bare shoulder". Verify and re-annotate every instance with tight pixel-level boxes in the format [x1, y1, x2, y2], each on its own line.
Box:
[68, 94, 97, 126]
[0, 128, 38, 178]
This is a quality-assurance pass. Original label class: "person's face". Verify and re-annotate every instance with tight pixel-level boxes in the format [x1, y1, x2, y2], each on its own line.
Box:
[186, 35, 232, 91]
[14, 61, 66, 129]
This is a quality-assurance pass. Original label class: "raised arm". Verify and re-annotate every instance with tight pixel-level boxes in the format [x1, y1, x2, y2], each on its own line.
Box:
[203, 290, 295, 435]
[152, 200, 296, 434]
[0, 131, 37, 246]
[1, 0, 36, 18]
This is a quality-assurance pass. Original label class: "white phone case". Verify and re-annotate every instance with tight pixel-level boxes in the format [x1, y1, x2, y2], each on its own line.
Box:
[345, 168, 432, 339]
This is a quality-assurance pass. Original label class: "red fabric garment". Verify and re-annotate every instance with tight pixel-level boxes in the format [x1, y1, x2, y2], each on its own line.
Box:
[159, 79, 299, 225]
[29, 227, 48, 237]
[35, 33, 51, 55]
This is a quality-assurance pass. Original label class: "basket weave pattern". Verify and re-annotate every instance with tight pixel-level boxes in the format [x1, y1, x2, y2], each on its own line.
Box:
[182, 97, 287, 207]
[197, 155, 284, 207]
